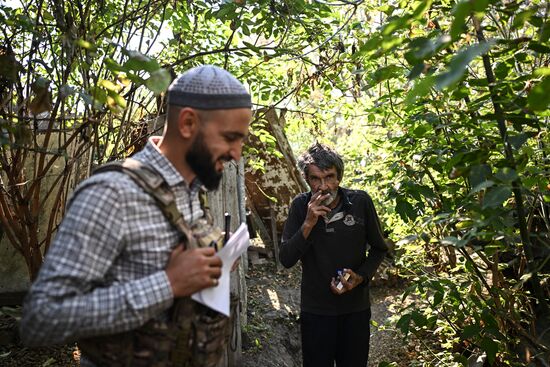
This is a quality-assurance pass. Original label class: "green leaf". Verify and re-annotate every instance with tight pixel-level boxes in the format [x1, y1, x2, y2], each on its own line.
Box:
[145, 69, 171, 95]
[396, 198, 416, 222]
[381, 16, 410, 36]
[450, 1, 471, 40]
[441, 236, 458, 246]
[214, 3, 235, 19]
[465, 258, 476, 273]
[528, 77, 550, 111]
[509, 133, 531, 149]
[75, 38, 97, 51]
[242, 41, 260, 53]
[513, 9, 536, 29]
[540, 21, 550, 42]
[469, 164, 491, 188]
[435, 41, 494, 90]
[104, 58, 123, 73]
[0, 54, 23, 82]
[494, 61, 512, 79]
[411, 0, 432, 19]
[123, 51, 160, 72]
[528, 41, 550, 54]
[98, 79, 118, 92]
[471, 0, 489, 12]
[495, 167, 517, 183]
[372, 65, 403, 84]
[480, 338, 498, 365]
[406, 75, 435, 104]
[432, 291, 443, 307]
[412, 124, 430, 137]
[461, 324, 481, 339]
[408, 63, 425, 80]
[396, 313, 412, 335]
[355, 35, 383, 58]
[405, 36, 451, 64]
[471, 180, 494, 194]
[483, 186, 512, 208]
[108, 90, 127, 108]
[534, 67, 550, 77]
[411, 310, 427, 327]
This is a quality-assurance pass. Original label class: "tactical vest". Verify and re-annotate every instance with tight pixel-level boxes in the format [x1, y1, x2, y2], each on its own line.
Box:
[78, 158, 236, 367]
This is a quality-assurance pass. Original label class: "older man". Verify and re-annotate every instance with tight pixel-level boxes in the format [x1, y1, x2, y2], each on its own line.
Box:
[280, 142, 388, 367]
[20, 65, 252, 367]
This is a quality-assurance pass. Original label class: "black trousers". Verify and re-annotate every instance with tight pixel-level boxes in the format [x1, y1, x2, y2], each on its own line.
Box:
[300, 308, 371, 367]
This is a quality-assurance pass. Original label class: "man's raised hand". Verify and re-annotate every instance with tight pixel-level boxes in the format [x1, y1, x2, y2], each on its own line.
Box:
[165, 246, 222, 298]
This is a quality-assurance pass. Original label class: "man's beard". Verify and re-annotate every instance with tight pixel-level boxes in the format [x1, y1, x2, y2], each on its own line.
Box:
[186, 132, 229, 190]
[320, 189, 338, 207]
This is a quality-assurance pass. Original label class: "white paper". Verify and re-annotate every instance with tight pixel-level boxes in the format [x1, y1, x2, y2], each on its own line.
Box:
[191, 222, 250, 316]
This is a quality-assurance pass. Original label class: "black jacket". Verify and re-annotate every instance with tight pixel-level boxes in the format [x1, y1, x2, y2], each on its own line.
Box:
[280, 188, 388, 315]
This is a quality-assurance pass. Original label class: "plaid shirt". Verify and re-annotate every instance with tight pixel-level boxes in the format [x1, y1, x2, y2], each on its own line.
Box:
[20, 138, 204, 346]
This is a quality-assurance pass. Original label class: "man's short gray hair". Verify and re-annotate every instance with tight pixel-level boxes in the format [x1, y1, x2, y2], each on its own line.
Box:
[298, 142, 344, 180]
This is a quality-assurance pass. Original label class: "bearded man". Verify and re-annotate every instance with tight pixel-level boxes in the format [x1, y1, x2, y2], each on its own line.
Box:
[20, 65, 252, 366]
[280, 142, 388, 367]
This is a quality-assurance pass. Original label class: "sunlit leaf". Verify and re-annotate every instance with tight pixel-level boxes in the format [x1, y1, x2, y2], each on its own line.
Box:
[411, 0, 432, 19]
[433, 291, 443, 307]
[108, 90, 127, 108]
[123, 51, 159, 72]
[512, 9, 536, 29]
[75, 38, 96, 51]
[534, 67, 550, 77]
[354, 35, 382, 58]
[98, 79, 118, 92]
[441, 236, 458, 246]
[435, 41, 494, 90]
[528, 77, 550, 111]
[405, 75, 435, 104]
[371, 65, 403, 85]
[381, 16, 410, 36]
[472, 0, 489, 12]
[450, 1, 471, 40]
[145, 68, 171, 95]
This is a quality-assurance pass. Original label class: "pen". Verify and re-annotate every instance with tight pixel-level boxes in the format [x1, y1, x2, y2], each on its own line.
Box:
[224, 212, 231, 244]
[209, 240, 218, 252]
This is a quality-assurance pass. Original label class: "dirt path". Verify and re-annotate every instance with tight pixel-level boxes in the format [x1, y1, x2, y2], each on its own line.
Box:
[1, 261, 410, 367]
[242, 262, 411, 367]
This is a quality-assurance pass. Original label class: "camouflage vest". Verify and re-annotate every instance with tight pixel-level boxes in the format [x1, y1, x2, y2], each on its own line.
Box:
[78, 158, 236, 367]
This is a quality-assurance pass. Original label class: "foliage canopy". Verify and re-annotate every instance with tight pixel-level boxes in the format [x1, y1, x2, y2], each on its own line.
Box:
[0, 0, 549, 365]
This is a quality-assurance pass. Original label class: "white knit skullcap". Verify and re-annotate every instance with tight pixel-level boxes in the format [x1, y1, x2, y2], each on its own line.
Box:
[167, 65, 251, 110]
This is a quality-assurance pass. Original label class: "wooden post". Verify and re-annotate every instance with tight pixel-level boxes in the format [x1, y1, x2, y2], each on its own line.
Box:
[269, 202, 282, 271]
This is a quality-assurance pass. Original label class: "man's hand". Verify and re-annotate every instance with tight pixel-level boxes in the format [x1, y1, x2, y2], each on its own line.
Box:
[302, 191, 331, 238]
[165, 245, 222, 298]
[330, 268, 364, 295]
